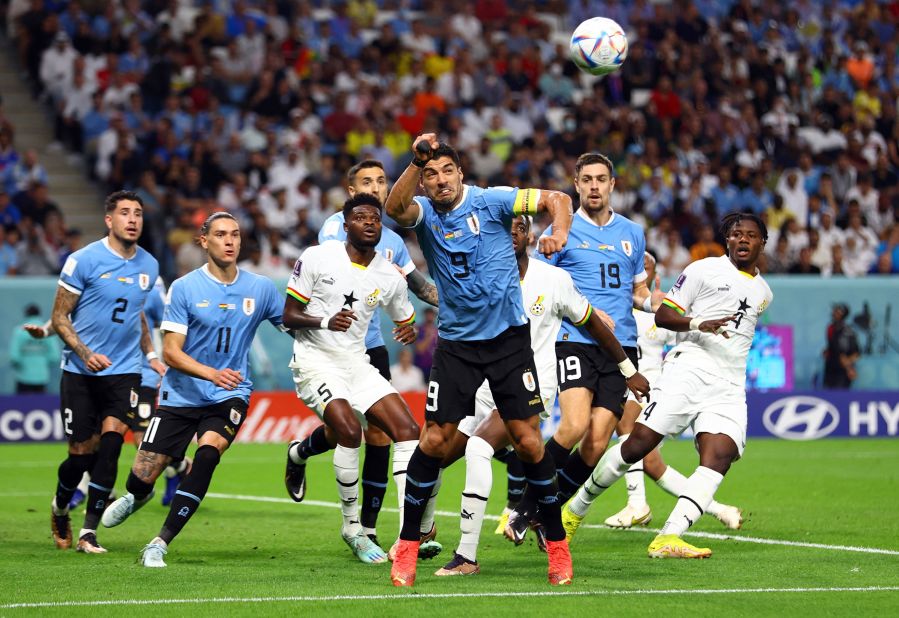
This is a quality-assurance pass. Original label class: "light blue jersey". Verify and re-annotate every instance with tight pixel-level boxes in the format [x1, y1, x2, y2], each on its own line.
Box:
[140, 276, 166, 389]
[410, 184, 538, 341]
[159, 265, 283, 407]
[318, 211, 415, 349]
[538, 209, 646, 348]
[58, 238, 159, 376]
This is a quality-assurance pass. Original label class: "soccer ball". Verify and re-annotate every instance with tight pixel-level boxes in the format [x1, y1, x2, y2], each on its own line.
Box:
[569, 17, 628, 76]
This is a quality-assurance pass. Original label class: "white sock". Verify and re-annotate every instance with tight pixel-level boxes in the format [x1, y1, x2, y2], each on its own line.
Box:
[289, 442, 305, 465]
[618, 435, 647, 508]
[150, 536, 168, 548]
[78, 528, 94, 538]
[76, 471, 90, 494]
[657, 465, 726, 518]
[333, 445, 361, 535]
[456, 436, 493, 562]
[659, 466, 724, 537]
[420, 469, 443, 535]
[569, 442, 629, 517]
[392, 439, 416, 534]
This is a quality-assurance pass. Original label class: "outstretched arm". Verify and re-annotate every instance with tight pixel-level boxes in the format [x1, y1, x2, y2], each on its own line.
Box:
[407, 270, 438, 307]
[385, 133, 438, 226]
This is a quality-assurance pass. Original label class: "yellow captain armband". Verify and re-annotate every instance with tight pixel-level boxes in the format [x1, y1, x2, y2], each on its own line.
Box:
[513, 189, 541, 215]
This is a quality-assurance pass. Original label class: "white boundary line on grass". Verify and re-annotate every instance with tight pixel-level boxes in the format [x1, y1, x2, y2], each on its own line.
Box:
[206, 492, 899, 557]
[3, 586, 899, 609]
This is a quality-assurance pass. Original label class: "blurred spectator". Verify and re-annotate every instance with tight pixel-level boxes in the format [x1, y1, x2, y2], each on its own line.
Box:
[15, 220, 58, 276]
[0, 224, 18, 276]
[873, 225, 899, 275]
[390, 348, 426, 392]
[414, 307, 438, 378]
[689, 224, 725, 262]
[823, 303, 861, 388]
[9, 304, 59, 393]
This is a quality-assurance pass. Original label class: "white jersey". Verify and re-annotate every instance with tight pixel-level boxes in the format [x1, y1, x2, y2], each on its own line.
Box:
[661, 255, 773, 387]
[634, 309, 676, 380]
[287, 240, 415, 367]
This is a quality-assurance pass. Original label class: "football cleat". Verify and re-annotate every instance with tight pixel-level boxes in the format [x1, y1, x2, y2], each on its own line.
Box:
[503, 506, 532, 545]
[494, 508, 511, 535]
[75, 532, 107, 554]
[50, 500, 72, 550]
[647, 534, 712, 559]
[713, 504, 744, 530]
[389, 524, 442, 561]
[139, 542, 167, 567]
[434, 553, 480, 576]
[101, 491, 155, 528]
[603, 503, 653, 528]
[546, 539, 573, 585]
[561, 503, 584, 543]
[342, 529, 388, 564]
[532, 521, 547, 553]
[390, 539, 420, 587]
[284, 440, 307, 502]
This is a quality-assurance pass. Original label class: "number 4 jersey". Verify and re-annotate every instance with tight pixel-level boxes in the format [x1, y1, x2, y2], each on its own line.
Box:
[58, 237, 159, 376]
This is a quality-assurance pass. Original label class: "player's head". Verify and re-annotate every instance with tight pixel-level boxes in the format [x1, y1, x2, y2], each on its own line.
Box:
[104, 190, 143, 246]
[199, 212, 240, 267]
[343, 193, 383, 248]
[346, 159, 388, 204]
[420, 143, 463, 212]
[644, 250, 658, 286]
[574, 153, 615, 216]
[721, 212, 767, 270]
[511, 215, 532, 259]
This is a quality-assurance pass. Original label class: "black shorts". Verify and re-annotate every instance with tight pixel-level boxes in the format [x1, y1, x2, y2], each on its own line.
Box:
[126, 386, 159, 433]
[556, 342, 639, 418]
[366, 345, 391, 381]
[426, 324, 544, 425]
[139, 398, 248, 459]
[59, 371, 140, 443]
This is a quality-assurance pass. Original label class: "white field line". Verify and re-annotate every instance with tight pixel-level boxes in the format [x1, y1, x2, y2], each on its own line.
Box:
[3, 586, 899, 609]
[206, 492, 899, 557]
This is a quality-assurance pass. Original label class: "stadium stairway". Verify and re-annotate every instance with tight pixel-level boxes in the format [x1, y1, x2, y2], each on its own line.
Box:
[0, 36, 106, 240]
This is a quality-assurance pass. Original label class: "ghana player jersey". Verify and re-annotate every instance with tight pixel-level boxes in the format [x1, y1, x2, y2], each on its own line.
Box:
[662, 255, 774, 387]
[633, 308, 675, 379]
[140, 276, 166, 389]
[159, 265, 284, 407]
[286, 240, 415, 367]
[537, 209, 647, 347]
[409, 184, 539, 341]
[58, 237, 159, 376]
[319, 211, 415, 350]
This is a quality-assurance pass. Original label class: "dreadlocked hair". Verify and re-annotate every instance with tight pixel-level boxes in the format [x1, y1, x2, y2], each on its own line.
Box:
[720, 212, 768, 242]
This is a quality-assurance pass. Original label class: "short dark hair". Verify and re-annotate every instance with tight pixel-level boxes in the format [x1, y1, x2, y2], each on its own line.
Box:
[199, 211, 238, 235]
[430, 143, 461, 167]
[104, 190, 143, 213]
[346, 159, 385, 184]
[575, 152, 615, 177]
[25, 304, 40, 317]
[342, 193, 383, 220]
[720, 212, 768, 242]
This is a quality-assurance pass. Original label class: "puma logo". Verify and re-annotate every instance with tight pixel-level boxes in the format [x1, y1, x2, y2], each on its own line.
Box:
[683, 514, 694, 527]
[405, 495, 424, 506]
[461, 509, 474, 520]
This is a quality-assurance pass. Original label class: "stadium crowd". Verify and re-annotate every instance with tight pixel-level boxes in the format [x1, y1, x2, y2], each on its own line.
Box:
[1, 0, 899, 282]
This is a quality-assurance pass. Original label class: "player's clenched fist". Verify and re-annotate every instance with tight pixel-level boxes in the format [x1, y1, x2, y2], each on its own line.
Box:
[538, 231, 568, 257]
[325, 309, 357, 332]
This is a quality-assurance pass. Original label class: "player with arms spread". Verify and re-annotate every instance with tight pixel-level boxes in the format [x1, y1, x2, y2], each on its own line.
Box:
[100, 212, 285, 567]
[563, 213, 773, 559]
[385, 135, 575, 587]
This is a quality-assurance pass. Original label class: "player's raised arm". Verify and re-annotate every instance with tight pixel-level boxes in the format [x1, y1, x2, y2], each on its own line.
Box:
[532, 190, 573, 257]
[385, 133, 438, 227]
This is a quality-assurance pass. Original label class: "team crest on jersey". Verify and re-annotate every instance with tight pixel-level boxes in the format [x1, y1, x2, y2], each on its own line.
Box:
[229, 408, 241, 425]
[529, 295, 546, 316]
[466, 214, 481, 235]
[384, 248, 394, 261]
[579, 240, 590, 249]
[621, 240, 633, 256]
[365, 289, 381, 307]
[139, 273, 150, 290]
[522, 370, 536, 392]
[129, 389, 138, 409]
[242, 297, 256, 316]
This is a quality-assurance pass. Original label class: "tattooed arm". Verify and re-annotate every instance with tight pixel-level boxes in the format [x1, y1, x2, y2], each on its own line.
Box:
[407, 270, 439, 307]
[50, 286, 111, 372]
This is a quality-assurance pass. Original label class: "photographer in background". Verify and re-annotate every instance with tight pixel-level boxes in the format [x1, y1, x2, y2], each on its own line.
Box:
[823, 303, 861, 389]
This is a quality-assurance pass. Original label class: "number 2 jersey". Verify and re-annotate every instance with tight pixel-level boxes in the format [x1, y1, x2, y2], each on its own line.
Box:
[538, 209, 647, 348]
[159, 265, 284, 407]
[58, 237, 159, 376]
[661, 255, 774, 388]
[286, 240, 416, 368]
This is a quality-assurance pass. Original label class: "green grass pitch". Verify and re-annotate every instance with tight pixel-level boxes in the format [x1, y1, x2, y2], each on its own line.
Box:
[1, 438, 897, 616]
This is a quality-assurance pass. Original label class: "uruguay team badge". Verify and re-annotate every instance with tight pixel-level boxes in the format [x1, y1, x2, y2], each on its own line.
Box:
[621, 240, 632, 256]
[139, 273, 150, 290]
[230, 408, 242, 425]
[384, 248, 394, 261]
[130, 388, 139, 408]
[522, 370, 537, 392]
[242, 297, 256, 316]
[466, 213, 481, 235]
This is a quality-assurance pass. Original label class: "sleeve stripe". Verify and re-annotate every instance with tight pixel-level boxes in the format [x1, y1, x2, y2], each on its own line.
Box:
[395, 311, 416, 326]
[573, 305, 593, 326]
[159, 320, 188, 335]
[662, 298, 686, 315]
[513, 189, 540, 215]
[286, 287, 310, 304]
[58, 280, 83, 295]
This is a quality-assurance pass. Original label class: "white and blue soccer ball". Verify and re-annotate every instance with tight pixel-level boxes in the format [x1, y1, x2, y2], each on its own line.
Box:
[569, 17, 628, 76]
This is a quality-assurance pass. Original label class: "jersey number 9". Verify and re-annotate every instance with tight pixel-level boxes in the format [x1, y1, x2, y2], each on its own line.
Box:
[450, 253, 471, 279]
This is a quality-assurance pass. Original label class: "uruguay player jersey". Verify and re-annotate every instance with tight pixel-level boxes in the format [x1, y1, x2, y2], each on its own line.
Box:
[140, 276, 166, 389]
[159, 265, 283, 407]
[409, 184, 539, 341]
[58, 237, 159, 376]
[538, 209, 647, 347]
[318, 211, 415, 349]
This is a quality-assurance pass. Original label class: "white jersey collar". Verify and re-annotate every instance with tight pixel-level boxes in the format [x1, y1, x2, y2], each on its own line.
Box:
[576, 207, 616, 228]
[201, 263, 241, 285]
[101, 236, 137, 260]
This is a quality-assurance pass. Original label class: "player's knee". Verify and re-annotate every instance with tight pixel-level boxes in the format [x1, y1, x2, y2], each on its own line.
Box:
[393, 418, 420, 443]
[419, 427, 449, 456]
[555, 415, 588, 448]
[511, 431, 543, 464]
[333, 420, 362, 447]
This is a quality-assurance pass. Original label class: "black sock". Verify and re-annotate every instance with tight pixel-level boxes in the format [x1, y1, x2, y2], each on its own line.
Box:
[125, 471, 154, 500]
[504, 451, 526, 509]
[299, 425, 332, 460]
[360, 443, 390, 530]
[159, 445, 220, 544]
[55, 453, 95, 510]
[399, 448, 441, 541]
[84, 432, 124, 529]
[544, 437, 572, 472]
[492, 447, 512, 464]
[522, 454, 565, 542]
[557, 449, 595, 503]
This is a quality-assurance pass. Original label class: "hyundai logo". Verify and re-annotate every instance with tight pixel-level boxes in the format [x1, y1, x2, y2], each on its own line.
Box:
[762, 396, 840, 440]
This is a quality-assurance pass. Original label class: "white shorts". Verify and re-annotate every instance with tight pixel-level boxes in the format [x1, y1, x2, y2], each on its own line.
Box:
[638, 362, 747, 457]
[458, 379, 556, 437]
[292, 359, 397, 424]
